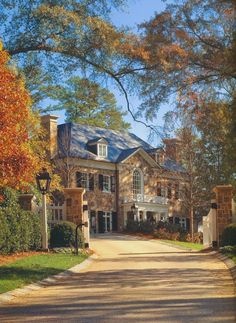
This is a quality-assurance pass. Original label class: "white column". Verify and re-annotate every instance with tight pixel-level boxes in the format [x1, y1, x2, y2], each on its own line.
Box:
[143, 210, 147, 221]
[83, 209, 90, 248]
[41, 194, 48, 250]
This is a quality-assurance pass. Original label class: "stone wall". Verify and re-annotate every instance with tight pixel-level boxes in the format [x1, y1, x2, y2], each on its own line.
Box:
[213, 185, 234, 242]
[70, 166, 116, 213]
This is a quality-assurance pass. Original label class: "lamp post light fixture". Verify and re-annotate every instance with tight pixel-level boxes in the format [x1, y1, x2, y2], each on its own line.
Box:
[36, 168, 51, 250]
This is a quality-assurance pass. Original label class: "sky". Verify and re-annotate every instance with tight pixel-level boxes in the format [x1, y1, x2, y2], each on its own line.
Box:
[110, 0, 173, 146]
[57, 0, 173, 146]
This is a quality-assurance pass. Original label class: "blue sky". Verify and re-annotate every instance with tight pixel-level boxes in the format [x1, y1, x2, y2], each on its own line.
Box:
[110, 0, 172, 145]
[56, 0, 172, 146]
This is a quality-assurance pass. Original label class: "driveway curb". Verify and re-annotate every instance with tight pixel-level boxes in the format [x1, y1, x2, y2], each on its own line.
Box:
[216, 252, 236, 290]
[0, 254, 97, 304]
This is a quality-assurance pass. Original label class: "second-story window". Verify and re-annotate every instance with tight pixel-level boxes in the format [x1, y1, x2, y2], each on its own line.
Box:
[98, 144, 107, 158]
[133, 169, 143, 196]
[175, 183, 179, 199]
[157, 182, 161, 196]
[76, 172, 94, 191]
[99, 174, 116, 192]
[167, 183, 172, 199]
[103, 175, 110, 192]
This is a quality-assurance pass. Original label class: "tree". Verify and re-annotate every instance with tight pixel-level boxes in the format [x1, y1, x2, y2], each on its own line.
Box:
[0, 1, 132, 104]
[44, 77, 130, 130]
[0, 42, 44, 190]
[134, 0, 235, 120]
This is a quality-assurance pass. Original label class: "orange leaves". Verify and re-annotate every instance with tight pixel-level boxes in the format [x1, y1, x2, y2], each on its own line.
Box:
[0, 42, 42, 190]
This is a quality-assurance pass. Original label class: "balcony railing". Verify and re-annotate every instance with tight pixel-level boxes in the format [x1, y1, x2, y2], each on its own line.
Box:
[123, 194, 168, 205]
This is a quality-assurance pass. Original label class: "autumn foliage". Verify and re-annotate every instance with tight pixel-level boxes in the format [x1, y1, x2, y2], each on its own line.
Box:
[0, 42, 42, 189]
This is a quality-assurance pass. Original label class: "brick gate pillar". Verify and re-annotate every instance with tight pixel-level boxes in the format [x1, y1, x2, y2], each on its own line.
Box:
[64, 188, 85, 225]
[213, 185, 233, 245]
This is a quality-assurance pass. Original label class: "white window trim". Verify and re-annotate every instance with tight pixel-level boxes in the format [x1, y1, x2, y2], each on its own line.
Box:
[98, 144, 107, 158]
[77, 172, 92, 191]
[133, 168, 144, 197]
[102, 175, 111, 192]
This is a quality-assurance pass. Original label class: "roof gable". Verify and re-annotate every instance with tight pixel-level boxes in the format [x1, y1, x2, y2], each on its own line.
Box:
[118, 147, 160, 168]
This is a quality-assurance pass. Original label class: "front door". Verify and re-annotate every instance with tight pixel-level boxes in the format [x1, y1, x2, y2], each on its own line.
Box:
[98, 211, 112, 233]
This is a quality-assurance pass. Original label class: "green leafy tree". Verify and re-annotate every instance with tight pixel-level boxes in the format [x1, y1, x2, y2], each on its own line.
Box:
[44, 77, 130, 130]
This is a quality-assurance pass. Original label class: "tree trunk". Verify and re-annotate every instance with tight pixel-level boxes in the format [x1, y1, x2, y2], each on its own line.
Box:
[190, 206, 194, 242]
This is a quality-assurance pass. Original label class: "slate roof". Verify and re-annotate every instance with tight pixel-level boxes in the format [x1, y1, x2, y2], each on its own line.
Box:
[162, 159, 186, 173]
[57, 122, 186, 172]
[57, 123, 153, 162]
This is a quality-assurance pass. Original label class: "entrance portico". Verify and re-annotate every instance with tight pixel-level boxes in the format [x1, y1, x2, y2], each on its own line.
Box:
[122, 195, 169, 226]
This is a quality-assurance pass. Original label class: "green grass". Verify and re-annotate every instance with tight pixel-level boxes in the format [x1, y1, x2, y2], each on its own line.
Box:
[0, 253, 88, 294]
[160, 239, 204, 250]
[225, 254, 236, 264]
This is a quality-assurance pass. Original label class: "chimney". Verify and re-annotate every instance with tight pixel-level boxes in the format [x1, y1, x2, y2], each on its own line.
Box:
[163, 138, 181, 163]
[41, 115, 59, 158]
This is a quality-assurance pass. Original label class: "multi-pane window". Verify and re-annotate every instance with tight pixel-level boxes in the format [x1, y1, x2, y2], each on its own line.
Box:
[103, 175, 111, 192]
[167, 183, 172, 199]
[76, 172, 94, 191]
[133, 169, 142, 195]
[98, 144, 107, 158]
[175, 184, 179, 199]
[98, 174, 115, 192]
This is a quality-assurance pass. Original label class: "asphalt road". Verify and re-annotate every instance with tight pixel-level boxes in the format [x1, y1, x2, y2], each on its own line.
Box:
[0, 234, 235, 322]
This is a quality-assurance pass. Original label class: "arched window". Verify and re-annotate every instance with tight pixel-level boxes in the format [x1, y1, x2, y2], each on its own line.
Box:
[133, 169, 143, 196]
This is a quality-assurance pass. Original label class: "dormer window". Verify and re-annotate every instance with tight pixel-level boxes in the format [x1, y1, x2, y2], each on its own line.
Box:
[98, 143, 107, 158]
[87, 137, 108, 158]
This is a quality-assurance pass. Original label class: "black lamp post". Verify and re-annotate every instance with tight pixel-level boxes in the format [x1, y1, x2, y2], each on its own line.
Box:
[36, 168, 51, 250]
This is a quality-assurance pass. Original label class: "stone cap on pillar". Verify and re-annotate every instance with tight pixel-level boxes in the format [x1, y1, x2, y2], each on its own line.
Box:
[213, 185, 233, 193]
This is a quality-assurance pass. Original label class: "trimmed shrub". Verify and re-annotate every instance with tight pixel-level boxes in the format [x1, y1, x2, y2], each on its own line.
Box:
[50, 221, 84, 248]
[221, 224, 236, 246]
[126, 219, 140, 233]
[0, 188, 42, 254]
[139, 220, 154, 234]
[220, 245, 236, 255]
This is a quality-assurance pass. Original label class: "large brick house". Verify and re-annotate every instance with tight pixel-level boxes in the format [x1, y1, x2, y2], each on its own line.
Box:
[42, 115, 189, 233]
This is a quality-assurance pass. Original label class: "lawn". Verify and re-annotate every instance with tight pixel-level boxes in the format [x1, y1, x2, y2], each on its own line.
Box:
[160, 239, 204, 251]
[0, 253, 88, 294]
[223, 253, 236, 264]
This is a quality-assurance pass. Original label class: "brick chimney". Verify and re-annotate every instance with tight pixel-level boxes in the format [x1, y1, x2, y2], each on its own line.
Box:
[41, 115, 59, 158]
[163, 138, 181, 162]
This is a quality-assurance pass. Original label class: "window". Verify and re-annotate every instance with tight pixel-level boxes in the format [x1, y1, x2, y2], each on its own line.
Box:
[167, 183, 172, 199]
[99, 174, 115, 192]
[174, 183, 179, 199]
[98, 144, 107, 158]
[161, 185, 167, 197]
[103, 175, 111, 192]
[76, 172, 94, 191]
[157, 182, 161, 196]
[133, 169, 143, 196]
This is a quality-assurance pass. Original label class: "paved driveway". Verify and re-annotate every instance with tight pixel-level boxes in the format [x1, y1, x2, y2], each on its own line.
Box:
[0, 234, 235, 322]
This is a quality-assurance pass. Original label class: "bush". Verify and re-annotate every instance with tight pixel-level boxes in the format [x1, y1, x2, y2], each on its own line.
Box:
[50, 221, 84, 248]
[126, 219, 140, 233]
[139, 220, 154, 234]
[0, 188, 41, 254]
[220, 245, 236, 255]
[221, 224, 236, 246]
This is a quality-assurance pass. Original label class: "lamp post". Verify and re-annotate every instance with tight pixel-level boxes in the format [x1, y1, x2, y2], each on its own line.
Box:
[36, 168, 51, 250]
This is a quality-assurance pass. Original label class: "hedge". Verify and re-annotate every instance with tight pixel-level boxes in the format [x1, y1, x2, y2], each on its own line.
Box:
[0, 188, 41, 254]
[50, 221, 84, 248]
[221, 223, 236, 246]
